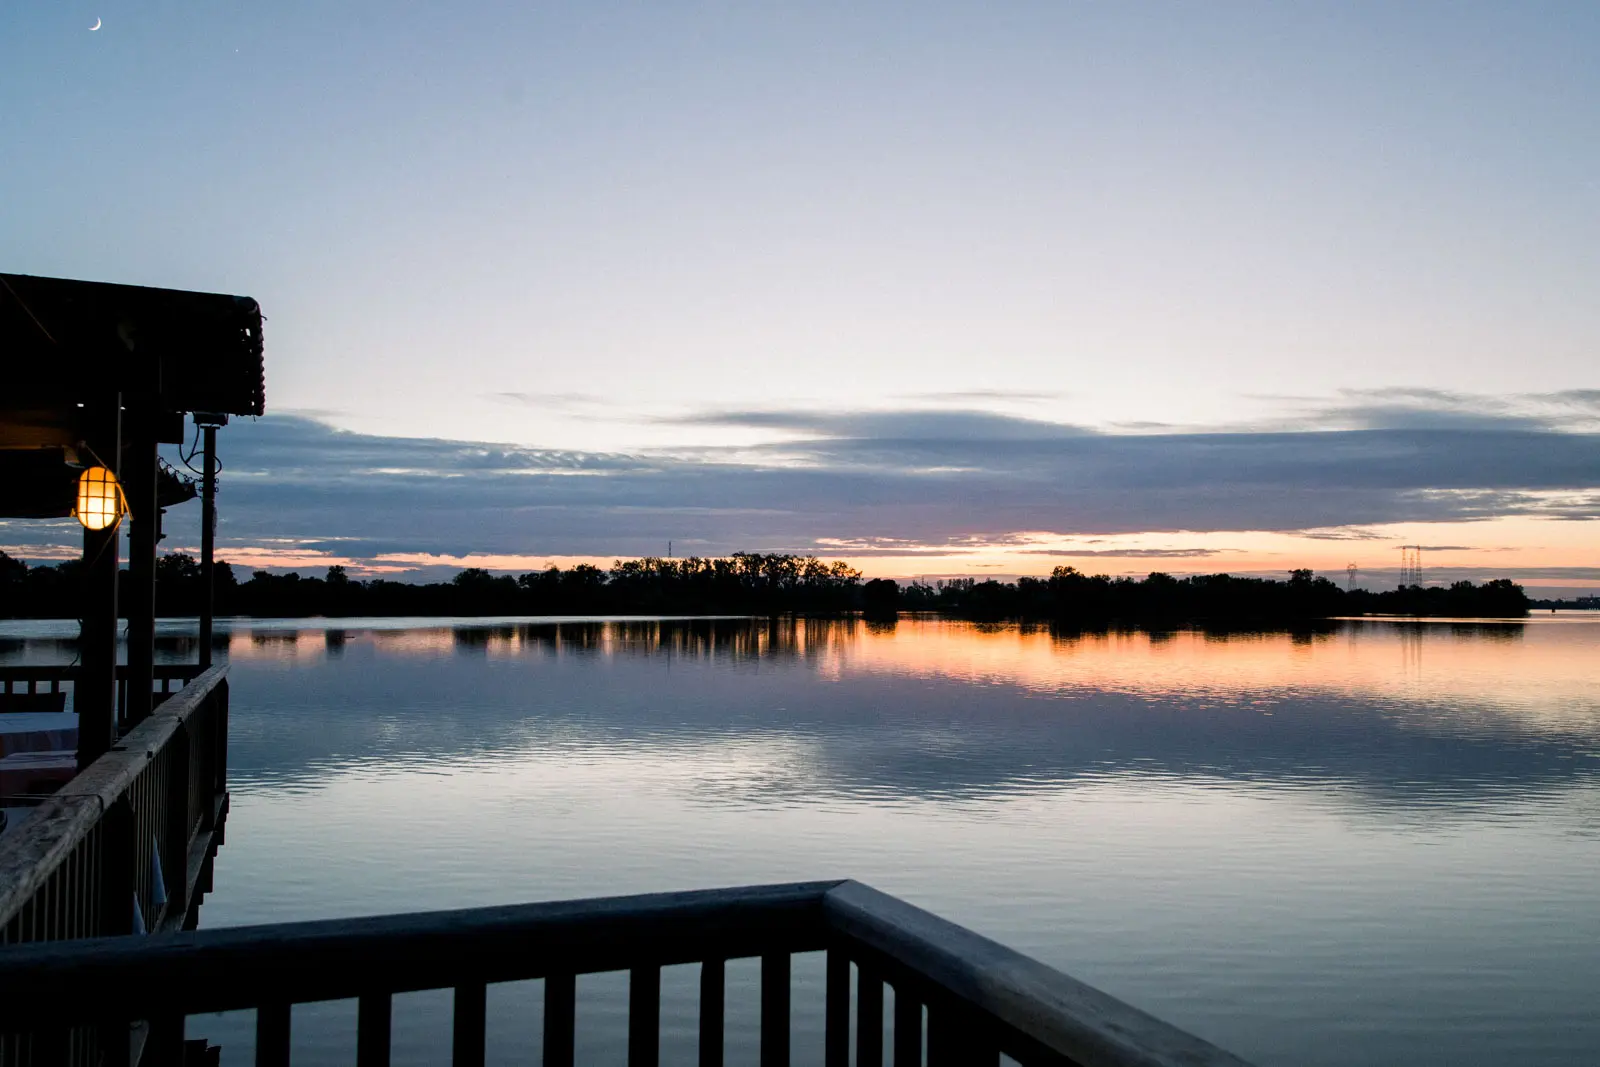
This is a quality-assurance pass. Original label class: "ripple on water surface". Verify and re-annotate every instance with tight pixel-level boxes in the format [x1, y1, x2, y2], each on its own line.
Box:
[3, 615, 1597, 1066]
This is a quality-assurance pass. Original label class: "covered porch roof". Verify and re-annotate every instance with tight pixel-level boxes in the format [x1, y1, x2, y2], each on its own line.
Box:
[0, 273, 265, 519]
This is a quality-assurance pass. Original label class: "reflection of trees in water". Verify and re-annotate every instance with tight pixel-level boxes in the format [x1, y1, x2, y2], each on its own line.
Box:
[11, 618, 1576, 813]
[1044, 620, 1343, 650]
[250, 631, 299, 648]
[1345, 619, 1524, 642]
[487, 617, 863, 662]
[452, 625, 520, 652]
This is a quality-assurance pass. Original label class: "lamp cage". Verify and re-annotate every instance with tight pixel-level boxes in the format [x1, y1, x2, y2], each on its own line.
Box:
[74, 466, 126, 531]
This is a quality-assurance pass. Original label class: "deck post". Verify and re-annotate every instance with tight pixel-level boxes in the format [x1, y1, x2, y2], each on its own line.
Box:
[198, 418, 220, 669]
[856, 965, 883, 1067]
[122, 404, 160, 727]
[76, 392, 121, 770]
[162, 723, 192, 925]
[698, 959, 724, 1067]
[629, 965, 661, 1067]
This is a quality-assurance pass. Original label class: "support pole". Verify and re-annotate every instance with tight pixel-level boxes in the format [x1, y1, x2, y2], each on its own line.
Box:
[122, 405, 159, 727]
[77, 394, 121, 770]
[199, 421, 218, 669]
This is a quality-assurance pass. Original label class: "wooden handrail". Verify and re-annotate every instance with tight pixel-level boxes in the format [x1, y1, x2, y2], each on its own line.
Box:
[0, 881, 838, 1019]
[825, 881, 1253, 1067]
[0, 878, 1255, 1067]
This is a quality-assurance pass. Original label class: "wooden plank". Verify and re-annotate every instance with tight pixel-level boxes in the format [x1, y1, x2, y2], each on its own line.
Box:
[760, 953, 789, 1067]
[0, 882, 841, 1023]
[857, 964, 884, 1067]
[543, 973, 575, 1067]
[629, 965, 660, 1067]
[697, 958, 724, 1067]
[825, 948, 850, 1067]
[356, 994, 390, 1067]
[452, 982, 485, 1067]
[255, 1002, 289, 1067]
[824, 881, 1255, 1067]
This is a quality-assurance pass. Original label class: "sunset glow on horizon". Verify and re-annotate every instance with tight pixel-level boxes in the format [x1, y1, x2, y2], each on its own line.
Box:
[113, 513, 1593, 591]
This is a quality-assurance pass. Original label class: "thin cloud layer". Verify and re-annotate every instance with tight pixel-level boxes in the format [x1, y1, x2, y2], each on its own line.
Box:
[1259, 388, 1600, 433]
[166, 409, 1600, 565]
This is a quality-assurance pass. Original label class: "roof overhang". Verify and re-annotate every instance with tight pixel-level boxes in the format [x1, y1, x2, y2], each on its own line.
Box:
[0, 273, 263, 519]
[1, 273, 265, 417]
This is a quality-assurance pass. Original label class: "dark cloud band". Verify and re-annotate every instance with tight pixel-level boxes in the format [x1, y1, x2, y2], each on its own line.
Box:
[161, 411, 1600, 562]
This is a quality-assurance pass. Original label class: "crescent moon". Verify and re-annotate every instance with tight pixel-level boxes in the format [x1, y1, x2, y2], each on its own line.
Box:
[89, 17, 101, 30]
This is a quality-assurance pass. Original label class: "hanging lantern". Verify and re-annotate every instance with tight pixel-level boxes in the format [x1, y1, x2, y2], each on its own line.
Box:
[74, 466, 126, 531]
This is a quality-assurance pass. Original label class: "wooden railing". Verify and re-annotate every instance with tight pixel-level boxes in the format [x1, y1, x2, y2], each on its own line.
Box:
[0, 664, 229, 945]
[0, 879, 1251, 1067]
[0, 664, 204, 725]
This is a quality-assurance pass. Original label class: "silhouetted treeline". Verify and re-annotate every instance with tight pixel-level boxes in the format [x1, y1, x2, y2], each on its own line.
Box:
[0, 551, 1529, 621]
[0, 551, 862, 617]
[889, 567, 1529, 620]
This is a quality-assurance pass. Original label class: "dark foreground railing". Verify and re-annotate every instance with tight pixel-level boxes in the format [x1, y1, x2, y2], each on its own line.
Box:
[0, 879, 1251, 1067]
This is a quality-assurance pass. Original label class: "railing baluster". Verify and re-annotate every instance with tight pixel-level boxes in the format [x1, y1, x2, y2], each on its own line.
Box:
[761, 952, 790, 1067]
[452, 982, 486, 1067]
[356, 993, 391, 1067]
[825, 949, 850, 1067]
[629, 965, 660, 1067]
[698, 958, 724, 1067]
[543, 972, 576, 1067]
[857, 964, 883, 1067]
[255, 1002, 290, 1067]
[893, 984, 921, 1067]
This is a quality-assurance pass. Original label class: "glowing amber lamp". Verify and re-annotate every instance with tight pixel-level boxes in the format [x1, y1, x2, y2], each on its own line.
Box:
[73, 466, 126, 531]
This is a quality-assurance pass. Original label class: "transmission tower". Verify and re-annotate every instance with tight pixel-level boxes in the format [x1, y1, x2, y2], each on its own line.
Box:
[1347, 562, 1358, 592]
[1398, 545, 1423, 587]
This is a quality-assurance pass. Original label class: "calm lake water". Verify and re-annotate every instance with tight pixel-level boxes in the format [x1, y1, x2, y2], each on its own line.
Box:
[3, 614, 1599, 1066]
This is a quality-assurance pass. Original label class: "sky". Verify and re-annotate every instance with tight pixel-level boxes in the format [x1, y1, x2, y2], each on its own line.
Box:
[2, 2, 1597, 590]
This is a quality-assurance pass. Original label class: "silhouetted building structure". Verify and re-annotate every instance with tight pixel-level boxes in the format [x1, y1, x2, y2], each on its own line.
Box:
[0, 275, 262, 999]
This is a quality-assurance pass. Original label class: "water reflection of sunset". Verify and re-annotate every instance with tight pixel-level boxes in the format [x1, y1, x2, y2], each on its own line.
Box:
[842, 618, 1599, 721]
[216, 615, 1600, 739]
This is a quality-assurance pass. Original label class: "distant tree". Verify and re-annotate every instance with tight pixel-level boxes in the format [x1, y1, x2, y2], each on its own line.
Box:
[862, 578, 899, 615]
[0, 550, 26, 585]
[156, 553, 201, 583]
